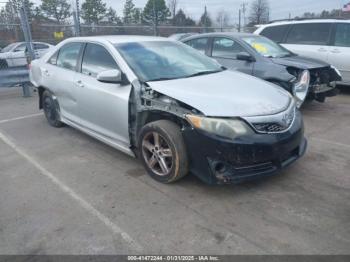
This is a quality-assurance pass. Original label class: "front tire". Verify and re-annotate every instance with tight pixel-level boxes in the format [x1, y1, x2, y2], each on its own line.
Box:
[0, 59, 8, 69]
[42, 90, 64, 128]
[138, 120, 189, 183]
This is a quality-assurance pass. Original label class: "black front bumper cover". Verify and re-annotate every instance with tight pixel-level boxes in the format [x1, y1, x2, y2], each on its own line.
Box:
[182, 111, 307, 185]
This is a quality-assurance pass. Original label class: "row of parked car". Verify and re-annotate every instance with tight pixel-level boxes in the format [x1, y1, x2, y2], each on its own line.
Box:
[5, 19, 349, 185]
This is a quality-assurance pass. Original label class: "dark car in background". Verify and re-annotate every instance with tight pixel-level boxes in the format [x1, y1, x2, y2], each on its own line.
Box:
[182, 33, 342, 107]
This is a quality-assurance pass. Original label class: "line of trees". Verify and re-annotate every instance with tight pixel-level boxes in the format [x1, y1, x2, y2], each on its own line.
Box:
[0, 0, 214, 28]
[1, 0, 348, 28]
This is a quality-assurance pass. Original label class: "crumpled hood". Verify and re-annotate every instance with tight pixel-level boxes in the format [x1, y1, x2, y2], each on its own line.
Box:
[271, 55, 329, 70]
[147, 70, 291, 117]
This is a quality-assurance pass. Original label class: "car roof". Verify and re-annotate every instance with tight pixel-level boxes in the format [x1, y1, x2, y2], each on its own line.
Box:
[182, 32, 257, 41]
[260, 19, 350, 27]
[64, 35, 169, 45]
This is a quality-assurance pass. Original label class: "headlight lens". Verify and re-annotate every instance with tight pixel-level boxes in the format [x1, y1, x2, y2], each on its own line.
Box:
[186, 115, 252, 140]
[293, 70, 310, 108]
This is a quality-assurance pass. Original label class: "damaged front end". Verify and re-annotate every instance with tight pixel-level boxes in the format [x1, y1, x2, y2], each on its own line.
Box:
[287, 65, 342, 104]
[308, 66, 342, 102]
[129, 80, 307, 185]
[128, 80, 201, 150]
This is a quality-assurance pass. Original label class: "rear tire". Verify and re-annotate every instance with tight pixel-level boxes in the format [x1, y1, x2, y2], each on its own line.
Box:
[42, 90, 64, 128]
[138, 120, 189, 183]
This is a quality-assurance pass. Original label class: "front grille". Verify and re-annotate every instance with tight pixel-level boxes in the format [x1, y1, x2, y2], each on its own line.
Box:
[253, 123, 287, 133]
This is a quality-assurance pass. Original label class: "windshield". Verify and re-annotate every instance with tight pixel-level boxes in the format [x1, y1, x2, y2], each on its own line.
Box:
[115, 41, 223, 82]
[1, 43, 17, 53]
[242, 36, 293, 58]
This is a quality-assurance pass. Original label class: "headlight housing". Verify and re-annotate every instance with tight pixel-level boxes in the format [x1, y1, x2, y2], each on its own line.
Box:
[293, 70, 310, 108]
[186, 115, 253, 140]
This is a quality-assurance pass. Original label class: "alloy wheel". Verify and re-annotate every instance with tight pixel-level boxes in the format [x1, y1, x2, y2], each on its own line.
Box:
[142, 132, 173, 177]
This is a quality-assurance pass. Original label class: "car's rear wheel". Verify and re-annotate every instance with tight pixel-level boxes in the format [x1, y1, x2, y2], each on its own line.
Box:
[138, 120, 188, 183]
[42, 90, 64, 128]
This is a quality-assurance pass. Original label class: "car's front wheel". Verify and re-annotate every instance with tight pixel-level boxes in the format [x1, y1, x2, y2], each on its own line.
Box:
[0, 59, 8, 69]
[138, 120, 188, 183]
[42, 90, 64, 128]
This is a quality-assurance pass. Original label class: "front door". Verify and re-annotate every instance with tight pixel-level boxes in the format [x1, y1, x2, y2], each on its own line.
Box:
[9, 43, 27, 67]
[75, 43, 132, 148]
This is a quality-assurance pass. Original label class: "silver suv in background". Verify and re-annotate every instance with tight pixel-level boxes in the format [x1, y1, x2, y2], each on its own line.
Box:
[254, 19, 350, 85]
[30, 36, 306, 185]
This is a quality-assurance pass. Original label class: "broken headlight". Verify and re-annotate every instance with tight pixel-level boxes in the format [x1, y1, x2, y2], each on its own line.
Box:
[293, 70, 310, 108]
[186, 115, 253, 140]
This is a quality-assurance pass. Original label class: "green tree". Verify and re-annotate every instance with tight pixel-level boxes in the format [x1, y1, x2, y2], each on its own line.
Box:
[143, 0, 170, 27]
[198, 6, 212, 28]
[1, 0, 35, 21]
[249, 0, 270, 25]
[40, 0, 71, 24]
[106, 7, 122, 24]
[173, 9, 194, 26]
[81, 0, 107, 24]
[132, 8, 143, 24]
[123, 0, 135, 24]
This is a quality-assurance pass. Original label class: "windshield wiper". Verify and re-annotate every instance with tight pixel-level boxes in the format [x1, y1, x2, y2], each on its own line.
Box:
[185, 69, 223, 78]
[147, 77, 181, 82]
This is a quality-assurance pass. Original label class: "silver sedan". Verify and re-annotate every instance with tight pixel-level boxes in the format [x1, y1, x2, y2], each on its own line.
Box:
[30, 36, 307, 184]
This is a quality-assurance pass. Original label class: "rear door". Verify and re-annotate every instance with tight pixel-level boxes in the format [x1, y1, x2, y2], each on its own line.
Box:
[42, 42, 84, 122]
[210, 37, 254, 74]
[282, 23, 332, 62]
[75, 42, 132, 148]
[328, 23, 350, 84]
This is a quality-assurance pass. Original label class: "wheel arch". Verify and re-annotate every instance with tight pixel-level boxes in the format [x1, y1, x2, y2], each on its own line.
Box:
[130, 110, 190, 150]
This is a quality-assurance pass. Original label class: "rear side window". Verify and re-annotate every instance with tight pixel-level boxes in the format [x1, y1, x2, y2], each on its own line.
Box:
[48, 51, 59, 65]
[285, 23, 332, 45]
[56, 43, 83, 71]
[212, 38, 245, 59]
[185, 38, 209, 54]
[334, 23, 350, 47]
[81, 43, 119, 78]
[260, 25, 289, 43]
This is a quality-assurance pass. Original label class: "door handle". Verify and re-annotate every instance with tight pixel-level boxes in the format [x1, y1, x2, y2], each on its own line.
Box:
[76, 80, 84, 88]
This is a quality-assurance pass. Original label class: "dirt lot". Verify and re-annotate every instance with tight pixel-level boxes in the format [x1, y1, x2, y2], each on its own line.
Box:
[0, 87, 349, 255]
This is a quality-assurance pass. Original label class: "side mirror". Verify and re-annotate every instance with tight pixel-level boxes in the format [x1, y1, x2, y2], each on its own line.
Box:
[237, 52, 255, 62]
[97, 69, 122, 84]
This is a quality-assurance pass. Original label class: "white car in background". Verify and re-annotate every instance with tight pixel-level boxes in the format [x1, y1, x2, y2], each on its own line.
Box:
[254, 19, 350, 85]
[0, 42, 53, 68]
